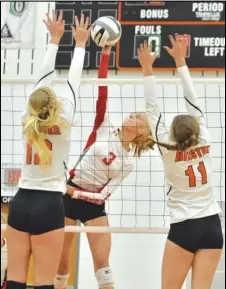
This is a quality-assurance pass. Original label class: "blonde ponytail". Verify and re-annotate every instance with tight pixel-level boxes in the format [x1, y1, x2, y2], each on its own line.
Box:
[23, 87, 70, 168]
[132, 132, 155, 158]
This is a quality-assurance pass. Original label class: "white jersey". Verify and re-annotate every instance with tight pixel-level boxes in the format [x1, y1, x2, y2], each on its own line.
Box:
[143, 66, 221, 223]
[1, 238, 7, 286]
[70, 54, 134, 204]
[18, 44, 85, 194]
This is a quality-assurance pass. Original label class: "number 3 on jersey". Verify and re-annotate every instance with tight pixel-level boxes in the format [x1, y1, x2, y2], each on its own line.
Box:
[103, 152, 116, 166]
[185, 162, 207, 187]
[26, 139, 52, 165]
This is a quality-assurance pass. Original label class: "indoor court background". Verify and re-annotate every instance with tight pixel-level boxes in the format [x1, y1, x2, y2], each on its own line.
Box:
[1, 2, 225, 289]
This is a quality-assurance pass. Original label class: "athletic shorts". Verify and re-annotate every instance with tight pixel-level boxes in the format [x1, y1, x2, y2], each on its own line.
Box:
[8, 188, 65, 235]
[168, 214, 224, 253]
[63, 193, 107, 224]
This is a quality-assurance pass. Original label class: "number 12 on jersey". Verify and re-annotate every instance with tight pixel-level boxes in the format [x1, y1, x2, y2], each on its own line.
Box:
[185, 162, 207, 187]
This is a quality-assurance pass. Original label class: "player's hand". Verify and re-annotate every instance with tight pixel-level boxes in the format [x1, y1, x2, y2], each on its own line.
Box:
[164, 34, 187, 68]
[137, 41, 157, 76]
[43, 10, 65, 45]
[71, 14, 91, 48]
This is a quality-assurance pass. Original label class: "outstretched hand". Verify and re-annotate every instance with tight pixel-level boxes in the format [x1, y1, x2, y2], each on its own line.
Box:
[137, 40, 158, 76]
[71, 14, 91, 48]
[43, 10, 65, 44]
[164, 34, 187, 67]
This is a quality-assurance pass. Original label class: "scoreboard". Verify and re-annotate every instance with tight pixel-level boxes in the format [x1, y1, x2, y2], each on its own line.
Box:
[55, 1, 225, 70]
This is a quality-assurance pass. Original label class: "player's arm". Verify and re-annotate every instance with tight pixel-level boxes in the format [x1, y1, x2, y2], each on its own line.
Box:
[83, 46, 111, 151]
[138, 41, 170, 155]
[70, 165, 133, 205]
[164, 34, 210, 143]
[62, 15, 90, 123]
[35, 10, 65, 89]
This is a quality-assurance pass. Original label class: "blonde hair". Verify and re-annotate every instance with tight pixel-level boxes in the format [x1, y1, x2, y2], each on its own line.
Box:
[130, 113, 155, 158]
[130, 114, 200, 157]
[23, 87, 69, 168]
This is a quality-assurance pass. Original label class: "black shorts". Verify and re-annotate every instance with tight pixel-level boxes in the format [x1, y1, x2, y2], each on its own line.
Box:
[8, 188, 65, 235]
[63, 193, 107, 224]
[168, 214, 224, 254]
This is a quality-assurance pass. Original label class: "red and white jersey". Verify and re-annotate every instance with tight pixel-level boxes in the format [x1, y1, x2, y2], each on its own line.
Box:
[69, 54, 134, 204]
[1, 238, 7, 286]
[143, 66, 221, 223]
[18, 44, 85, 194]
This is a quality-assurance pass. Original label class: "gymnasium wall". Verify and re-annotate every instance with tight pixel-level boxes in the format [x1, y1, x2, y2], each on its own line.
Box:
[1, 2, 225, 289]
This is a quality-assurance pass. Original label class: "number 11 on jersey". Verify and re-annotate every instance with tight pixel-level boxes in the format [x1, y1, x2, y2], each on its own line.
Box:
[185, 161, 207, 187]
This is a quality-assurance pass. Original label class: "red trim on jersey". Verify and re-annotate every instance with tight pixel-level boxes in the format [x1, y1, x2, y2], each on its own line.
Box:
[83, 54, 110, 152]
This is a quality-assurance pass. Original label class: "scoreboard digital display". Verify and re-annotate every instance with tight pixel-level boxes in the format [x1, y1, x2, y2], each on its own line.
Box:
[55, 1, 225, 71]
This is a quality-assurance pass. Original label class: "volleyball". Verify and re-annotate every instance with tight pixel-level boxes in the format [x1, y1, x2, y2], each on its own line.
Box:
[91, 16, 122, 47]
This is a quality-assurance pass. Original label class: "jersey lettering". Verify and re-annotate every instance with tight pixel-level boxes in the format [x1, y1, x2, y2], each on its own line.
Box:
[185, 161, 207, 187]
[175, 145, 210, 162]
[102, 152, 116, 166]
[26, 139, 52, 165]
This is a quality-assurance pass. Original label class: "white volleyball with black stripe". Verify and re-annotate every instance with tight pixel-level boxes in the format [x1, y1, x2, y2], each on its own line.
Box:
[91, 16, 122, 47]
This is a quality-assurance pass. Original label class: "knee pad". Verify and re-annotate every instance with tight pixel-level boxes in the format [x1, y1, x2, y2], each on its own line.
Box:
[95, 267, 114, 288]
[54, 274, 69, 289]
[6, 281, 26, 289]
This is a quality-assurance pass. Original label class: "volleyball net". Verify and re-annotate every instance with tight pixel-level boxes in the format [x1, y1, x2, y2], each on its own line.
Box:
[1, 77, 225, 234]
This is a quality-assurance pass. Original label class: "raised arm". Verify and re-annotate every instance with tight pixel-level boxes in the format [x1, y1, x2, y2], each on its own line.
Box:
[35, 10, 65, 89]
[83, 46, 111, 151]
[164, 34, 210, 144]
[138, 41, 170, 155]
[62, 15, 90, 123]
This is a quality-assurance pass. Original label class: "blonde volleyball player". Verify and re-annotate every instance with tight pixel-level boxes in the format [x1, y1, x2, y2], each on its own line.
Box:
[138, 37, 223, 289]
[6, 11, 90, 289]
[55, 46, 155, 289]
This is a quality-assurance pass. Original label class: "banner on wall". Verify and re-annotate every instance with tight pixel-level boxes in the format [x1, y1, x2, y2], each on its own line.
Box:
[1, 2, 35, 49]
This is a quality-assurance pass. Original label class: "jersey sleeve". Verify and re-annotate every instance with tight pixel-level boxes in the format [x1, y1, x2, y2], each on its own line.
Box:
[34, 44, 58, 89]
[61, 47, 86, 124]
[143, 76, 170, 155]
[83, 53, 110, 151]
[177, 66, 210, 144]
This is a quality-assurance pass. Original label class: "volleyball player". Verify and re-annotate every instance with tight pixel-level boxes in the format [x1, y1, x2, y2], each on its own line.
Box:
[54, 45, 156, 289]
[6, 11, 90, 289]
[138, 37, 223, 289]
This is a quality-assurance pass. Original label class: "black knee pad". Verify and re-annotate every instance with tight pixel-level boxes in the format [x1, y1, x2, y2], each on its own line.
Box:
[6, 281, 26, 289]
[34, 286, 54, 289]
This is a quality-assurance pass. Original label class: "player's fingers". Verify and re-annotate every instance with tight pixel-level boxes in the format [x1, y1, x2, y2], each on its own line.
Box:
[74, 16, 79, 29]
[58, 10, 63, 23]
[61, 20, 65, 28]
[154, 50, 158, 60]
[43, 19, 49, 28]
[169, 35, 176, 46]
[140, 43, 144, 52]
[137, 48, 141, 55]
[45, 13, 52, 25]
[84, 16, 89, 30]
[71, 25, 76, 35]
[143, 40, 148, 50]
[52, 9, 57, 22]
[163, 46, 172, 55]
[183, 34, 188, 46]
[80, 14, 85, 27]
